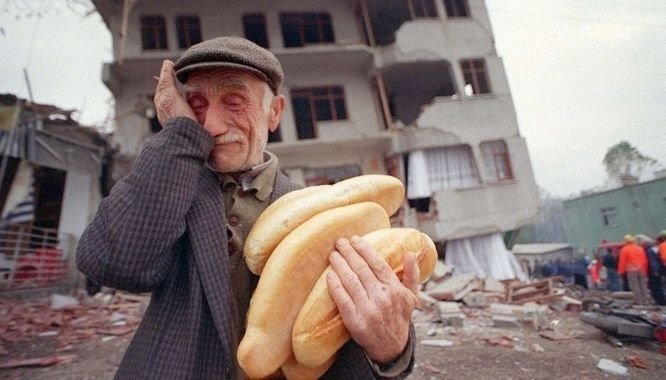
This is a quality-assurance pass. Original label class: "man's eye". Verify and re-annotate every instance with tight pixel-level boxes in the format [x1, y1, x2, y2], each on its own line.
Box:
[224, 95, 245, 107]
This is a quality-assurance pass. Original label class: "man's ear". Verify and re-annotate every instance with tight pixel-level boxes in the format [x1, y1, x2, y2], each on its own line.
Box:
[268, 95, 285, 132]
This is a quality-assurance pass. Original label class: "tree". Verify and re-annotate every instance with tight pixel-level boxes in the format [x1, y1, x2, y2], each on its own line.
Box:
[1, 0, 94, 34]
[602, 141, 657, 183]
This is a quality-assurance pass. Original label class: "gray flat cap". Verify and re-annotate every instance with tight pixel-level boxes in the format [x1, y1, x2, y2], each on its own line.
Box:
[174, 36, 283, 94]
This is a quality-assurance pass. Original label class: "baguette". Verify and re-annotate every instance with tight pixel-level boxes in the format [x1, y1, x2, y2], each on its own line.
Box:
[244, 175, 404, 275]
[280, 354, 335, 380]
[292, 228, 438, 367]
[237, 202, 391, 379]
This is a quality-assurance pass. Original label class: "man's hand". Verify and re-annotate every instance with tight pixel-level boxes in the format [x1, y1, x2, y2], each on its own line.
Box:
[154, 60, 197, 125]
[326, 236, 419, 364]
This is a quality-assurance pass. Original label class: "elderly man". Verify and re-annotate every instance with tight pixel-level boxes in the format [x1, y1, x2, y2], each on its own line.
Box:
[77, 36, 417, 379]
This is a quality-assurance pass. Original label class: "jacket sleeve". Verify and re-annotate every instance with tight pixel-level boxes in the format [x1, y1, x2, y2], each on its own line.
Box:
[322, 322, 415, 380]
[76, 117, 214, 293]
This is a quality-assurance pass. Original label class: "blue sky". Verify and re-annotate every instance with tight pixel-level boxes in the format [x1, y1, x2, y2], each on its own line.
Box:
[1, 0, 664, 198]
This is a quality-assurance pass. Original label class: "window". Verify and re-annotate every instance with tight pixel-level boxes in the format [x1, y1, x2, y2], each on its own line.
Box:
[141, 15, 168, 50]
[280, 12, 335, 48]
[481, 140, 513, 181]
[290, 86, 348, 140]
[412, 0, 438, 18]
[601, 207, 617, 227]
[406, 146, 480, 204]
[461, 59, 491, 94]
[243, 14, 269, 48]
[175, 15, 202, 49]
[443, 0, 470, 18]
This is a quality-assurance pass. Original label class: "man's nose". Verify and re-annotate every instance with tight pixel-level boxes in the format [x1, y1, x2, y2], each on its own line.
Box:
[202, 105, 230, 136]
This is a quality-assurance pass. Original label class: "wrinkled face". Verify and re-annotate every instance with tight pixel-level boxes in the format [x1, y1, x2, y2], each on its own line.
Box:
[184, 69, 283, 173]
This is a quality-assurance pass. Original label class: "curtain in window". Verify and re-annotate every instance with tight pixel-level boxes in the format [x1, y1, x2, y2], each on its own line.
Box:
[407, 146, 480, 200]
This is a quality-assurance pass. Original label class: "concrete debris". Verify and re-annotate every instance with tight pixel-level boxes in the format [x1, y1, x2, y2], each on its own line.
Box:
[492, 315, 521, 328]
[548, 296, 582, 312]
[430, 261, 454, 282]
[50, 294, 80, 310]
[483, 276, 506, 293]
[427, 272, 480, 301]
[539, 330, 575, 341]
[0, 291, 148, 361]
[420, 339, 454, 348]
[596, 358, 628, 376]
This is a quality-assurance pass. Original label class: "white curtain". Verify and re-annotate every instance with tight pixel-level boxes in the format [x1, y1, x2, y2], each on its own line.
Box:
[445, 232, 527, 282]
[407, 146, 480, 200]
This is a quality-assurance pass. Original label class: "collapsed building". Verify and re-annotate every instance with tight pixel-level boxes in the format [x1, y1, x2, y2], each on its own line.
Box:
[92, 0, 540, 280]
[0, 94, 111, 291]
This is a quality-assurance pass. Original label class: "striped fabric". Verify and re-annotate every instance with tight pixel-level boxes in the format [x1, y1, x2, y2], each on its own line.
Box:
[3, 179, 34, 223]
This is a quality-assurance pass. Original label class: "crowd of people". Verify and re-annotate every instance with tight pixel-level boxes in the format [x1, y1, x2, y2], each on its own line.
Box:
[529, 231, 666, 306]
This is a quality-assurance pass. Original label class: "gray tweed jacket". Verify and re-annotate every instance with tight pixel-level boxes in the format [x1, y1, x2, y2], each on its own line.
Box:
[77, 118, 413, 379]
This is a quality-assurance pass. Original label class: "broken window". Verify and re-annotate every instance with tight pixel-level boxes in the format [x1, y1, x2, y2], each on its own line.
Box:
[600, 207, 617, 227]
[175, 15, 202, 49]
[243, 13, 269, 48]
[290, 86, 348, 140]
[364, 0, 438, 46]
[481, 140, 514, 182]
[280, 12, 335, 47]
[141, 15, 168, 50]
[461, 59, 491, 94]
[443, 0, 470, 18]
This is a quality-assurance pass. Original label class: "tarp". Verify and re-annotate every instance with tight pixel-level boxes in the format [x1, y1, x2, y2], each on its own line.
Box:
[445, 232, 527, 282]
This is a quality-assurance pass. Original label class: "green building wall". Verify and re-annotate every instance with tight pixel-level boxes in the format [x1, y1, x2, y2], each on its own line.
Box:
[563, 177, 666, 257]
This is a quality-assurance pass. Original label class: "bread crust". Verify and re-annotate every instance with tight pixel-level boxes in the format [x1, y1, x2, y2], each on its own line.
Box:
[291, 228, 437, 367]
[243, 175, 404, 275]
[237, 202, 391, 378]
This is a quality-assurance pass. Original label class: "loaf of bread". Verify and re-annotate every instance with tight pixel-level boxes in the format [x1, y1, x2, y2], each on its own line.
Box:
[243, 175, 404, 275]
[237, 202, 391, 379]
[291, 228, 438, 368]
[280, 354, 335, 380]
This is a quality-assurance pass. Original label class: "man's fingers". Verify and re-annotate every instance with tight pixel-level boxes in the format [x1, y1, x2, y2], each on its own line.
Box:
[347, 236, 396, 285]
[402, 251, 420, 296]
[329, 250, 369, 303]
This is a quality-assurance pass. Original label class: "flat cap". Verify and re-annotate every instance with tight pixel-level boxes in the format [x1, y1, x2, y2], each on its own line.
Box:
[174, 36, 283, 94]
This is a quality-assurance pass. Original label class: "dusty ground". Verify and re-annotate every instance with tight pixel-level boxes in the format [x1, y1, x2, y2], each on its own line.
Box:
[1, 296, 665, 379]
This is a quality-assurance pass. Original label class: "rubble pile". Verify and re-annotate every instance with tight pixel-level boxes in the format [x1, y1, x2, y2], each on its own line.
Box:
[0, 291, 148, 369]
[414, 261, 586, 352]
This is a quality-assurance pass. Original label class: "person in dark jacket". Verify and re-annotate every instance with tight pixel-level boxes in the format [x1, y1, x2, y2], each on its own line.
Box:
[602, 248, 621, 292]
[77, 36, 417, 379]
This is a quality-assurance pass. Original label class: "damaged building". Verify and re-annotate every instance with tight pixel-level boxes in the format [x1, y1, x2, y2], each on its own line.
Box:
[93, 0, 540, 280]
[0, 94, 111, 291]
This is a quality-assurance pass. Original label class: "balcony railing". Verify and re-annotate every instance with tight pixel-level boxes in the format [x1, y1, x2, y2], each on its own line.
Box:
[0, 223, 73, 291]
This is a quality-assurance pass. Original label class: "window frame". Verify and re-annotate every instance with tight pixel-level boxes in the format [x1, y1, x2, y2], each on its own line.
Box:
[140, 15, 168, 50]
[600, 207, 618, 227]
[461, 58, 491, 95]
[480, 140, 514, 182]
[175, 15, 202, 49]
[290, 85, 349, 140]
[280, 12, 335, 48]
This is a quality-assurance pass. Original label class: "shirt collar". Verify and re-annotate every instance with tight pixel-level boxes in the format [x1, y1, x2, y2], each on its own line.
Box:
[209, 151, 279, 201]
